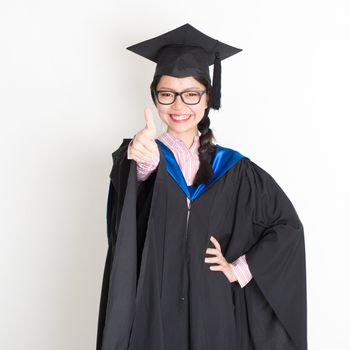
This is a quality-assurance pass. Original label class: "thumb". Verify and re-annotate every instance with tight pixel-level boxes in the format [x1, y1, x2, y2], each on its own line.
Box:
[144, 107, 156, 136]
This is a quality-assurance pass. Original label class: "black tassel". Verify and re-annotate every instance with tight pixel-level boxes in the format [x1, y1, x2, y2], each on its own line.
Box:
[211, 51, 221, 110]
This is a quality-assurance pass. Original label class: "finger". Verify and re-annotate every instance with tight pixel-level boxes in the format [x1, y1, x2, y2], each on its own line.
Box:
[137, 132, 158, 153]
[209, 265, 224, 271]
[141, 138, 159, 153]
[130, 147, 157, 163]
[144, 107, 156, 135]
[131, 153, 155, 164]
[205, 248, 219, 256]
[132, 141, 156, 159]
[132, 154, 156, 163]
[204, 257, 222, 264]
[210, 236, 222, 252]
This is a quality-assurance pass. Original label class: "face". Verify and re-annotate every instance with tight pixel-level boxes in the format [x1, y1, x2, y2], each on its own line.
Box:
[155, 75, 209, 140]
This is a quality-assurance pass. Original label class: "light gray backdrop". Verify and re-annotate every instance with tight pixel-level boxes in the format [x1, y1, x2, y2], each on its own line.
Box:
[1, 0, 349, 349]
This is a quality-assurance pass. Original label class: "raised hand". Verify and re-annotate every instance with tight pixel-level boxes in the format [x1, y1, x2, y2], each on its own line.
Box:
[128, 107, 159, 163]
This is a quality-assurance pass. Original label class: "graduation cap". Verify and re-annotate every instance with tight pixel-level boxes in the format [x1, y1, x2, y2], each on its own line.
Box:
[126, 23, 242, 110]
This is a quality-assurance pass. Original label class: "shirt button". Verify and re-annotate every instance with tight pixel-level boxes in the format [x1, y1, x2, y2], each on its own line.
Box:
[179, 296, 185, 301]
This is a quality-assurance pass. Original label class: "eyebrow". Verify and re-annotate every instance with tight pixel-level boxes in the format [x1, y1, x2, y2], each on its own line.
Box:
[157, 86, 202, 91]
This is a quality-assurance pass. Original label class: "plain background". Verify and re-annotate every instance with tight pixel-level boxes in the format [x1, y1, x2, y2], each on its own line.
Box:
[1, 1, 349, 349]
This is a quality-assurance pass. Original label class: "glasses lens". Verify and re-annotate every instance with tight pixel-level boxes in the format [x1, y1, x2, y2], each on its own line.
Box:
[157, 91, 175, 104]
[182, 91, 201, 104]
[156, 91, 203, 104]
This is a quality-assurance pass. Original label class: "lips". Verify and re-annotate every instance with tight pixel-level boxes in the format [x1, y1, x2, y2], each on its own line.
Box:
[170, 114, 191, 122]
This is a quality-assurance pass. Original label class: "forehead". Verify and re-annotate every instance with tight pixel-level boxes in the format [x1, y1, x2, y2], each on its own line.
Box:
[157, 75, 205, 89]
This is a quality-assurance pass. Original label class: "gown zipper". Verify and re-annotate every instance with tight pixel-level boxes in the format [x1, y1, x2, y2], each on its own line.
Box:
[185, 200, 191, 240]
[180, 199, 191, 301]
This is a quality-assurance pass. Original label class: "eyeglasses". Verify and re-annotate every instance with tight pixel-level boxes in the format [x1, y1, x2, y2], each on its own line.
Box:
[153, 90, 207, 105]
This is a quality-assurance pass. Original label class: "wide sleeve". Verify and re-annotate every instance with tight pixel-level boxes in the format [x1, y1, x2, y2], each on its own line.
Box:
[242, 159, 307, 350]
[96, 138, 133, 350]
[96, 138, 158, 350]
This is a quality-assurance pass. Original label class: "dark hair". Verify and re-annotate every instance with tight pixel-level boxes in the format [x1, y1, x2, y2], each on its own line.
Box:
[150, 74, 216, 186]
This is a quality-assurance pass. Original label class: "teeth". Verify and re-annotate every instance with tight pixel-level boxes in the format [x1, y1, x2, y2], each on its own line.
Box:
[171, 114, 191, 120]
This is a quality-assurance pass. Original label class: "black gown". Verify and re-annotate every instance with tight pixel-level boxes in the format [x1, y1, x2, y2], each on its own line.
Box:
[96, 138, 308, 350]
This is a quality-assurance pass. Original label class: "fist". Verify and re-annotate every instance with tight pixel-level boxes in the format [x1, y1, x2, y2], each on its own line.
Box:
[128, 107, 159, 163]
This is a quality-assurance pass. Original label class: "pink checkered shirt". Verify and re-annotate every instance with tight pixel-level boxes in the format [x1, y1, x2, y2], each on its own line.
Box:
[127, 131, 253, 288]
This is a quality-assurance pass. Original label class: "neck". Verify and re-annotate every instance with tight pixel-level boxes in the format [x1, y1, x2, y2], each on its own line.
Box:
[166, 130, 199, 149]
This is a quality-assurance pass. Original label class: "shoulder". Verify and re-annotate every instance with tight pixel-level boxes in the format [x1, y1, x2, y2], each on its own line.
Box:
[215, 143, 277, 185]
[215, 144, 301, 219]
[214, 143, 249, 164]
[232, 153, 293, 206]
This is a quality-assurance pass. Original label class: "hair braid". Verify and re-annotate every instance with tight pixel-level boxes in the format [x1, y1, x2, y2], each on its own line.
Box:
[192, 108, 216, 186]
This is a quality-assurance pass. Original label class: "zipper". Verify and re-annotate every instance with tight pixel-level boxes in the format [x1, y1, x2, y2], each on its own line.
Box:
[180, 199, 191, 301]
[185, 200, 191, 240]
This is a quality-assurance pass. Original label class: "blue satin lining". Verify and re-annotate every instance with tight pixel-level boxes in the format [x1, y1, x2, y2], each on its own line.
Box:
[155, 139, 249, 202]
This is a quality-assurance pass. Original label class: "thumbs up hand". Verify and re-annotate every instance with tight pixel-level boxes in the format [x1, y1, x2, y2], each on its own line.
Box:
[128, 107, 159, 164]
[143, 107, 157, 139]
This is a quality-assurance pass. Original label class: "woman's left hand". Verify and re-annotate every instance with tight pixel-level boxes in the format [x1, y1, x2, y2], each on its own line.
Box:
[205, 236, 237, 283]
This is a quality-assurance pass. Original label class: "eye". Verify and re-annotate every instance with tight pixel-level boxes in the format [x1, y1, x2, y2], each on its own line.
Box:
[159, 91, 174, 97]
[184, 91, 199, 96]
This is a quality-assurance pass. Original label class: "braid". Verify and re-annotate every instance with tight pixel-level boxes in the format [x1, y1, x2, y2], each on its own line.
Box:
[192, 108, 216, 186]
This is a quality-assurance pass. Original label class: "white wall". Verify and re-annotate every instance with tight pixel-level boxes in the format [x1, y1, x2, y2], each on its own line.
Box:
[1, 1, 349, 349]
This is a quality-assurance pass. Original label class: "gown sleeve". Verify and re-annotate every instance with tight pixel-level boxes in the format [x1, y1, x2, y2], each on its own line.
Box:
[96, 138, 159, 350]
[96, 138, 133, 350]
[242, 159, 307, 350]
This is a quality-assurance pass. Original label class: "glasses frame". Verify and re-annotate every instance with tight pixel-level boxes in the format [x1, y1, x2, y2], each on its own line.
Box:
[153, 89, 207, 105]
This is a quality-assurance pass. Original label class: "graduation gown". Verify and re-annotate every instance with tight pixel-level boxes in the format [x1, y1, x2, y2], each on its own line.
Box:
[96, 138, 307, 350]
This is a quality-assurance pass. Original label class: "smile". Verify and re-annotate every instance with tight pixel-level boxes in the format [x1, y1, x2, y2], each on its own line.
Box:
[170, 114, 191, 122]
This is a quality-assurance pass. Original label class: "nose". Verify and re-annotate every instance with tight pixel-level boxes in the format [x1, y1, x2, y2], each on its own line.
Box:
[172, 94, 186, 110]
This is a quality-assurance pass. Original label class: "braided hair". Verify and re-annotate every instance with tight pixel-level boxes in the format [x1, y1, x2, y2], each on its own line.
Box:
[150, 75, 216, 186]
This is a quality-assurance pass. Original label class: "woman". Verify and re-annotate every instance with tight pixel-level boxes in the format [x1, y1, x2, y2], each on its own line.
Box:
[97, 24, 308, 350]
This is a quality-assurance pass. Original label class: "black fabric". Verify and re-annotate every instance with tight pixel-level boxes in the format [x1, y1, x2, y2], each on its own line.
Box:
[126, 23, 241, 71]
[96, 138, 308, 350]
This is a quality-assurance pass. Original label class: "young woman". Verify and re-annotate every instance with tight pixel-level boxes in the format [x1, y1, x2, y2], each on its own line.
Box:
[97, 24, 308, 350]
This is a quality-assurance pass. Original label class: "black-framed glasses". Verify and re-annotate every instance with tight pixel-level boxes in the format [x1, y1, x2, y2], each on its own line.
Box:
[153, 90, 207, 105]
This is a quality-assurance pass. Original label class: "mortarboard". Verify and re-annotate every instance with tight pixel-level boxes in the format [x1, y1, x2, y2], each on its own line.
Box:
[126, 23, 242, 110]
